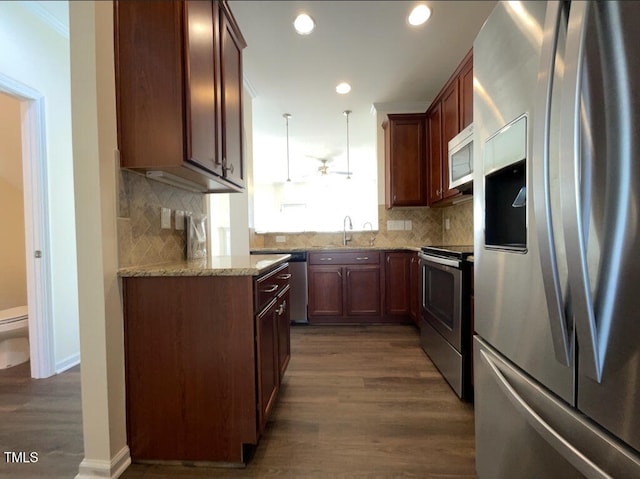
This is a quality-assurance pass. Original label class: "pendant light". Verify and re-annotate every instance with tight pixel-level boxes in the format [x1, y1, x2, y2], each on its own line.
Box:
[283, 113, 292, 182]
[343, 110, 352, 179]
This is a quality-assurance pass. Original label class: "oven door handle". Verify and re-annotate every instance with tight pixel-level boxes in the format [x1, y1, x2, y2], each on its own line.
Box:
[418, 252, 461, 268]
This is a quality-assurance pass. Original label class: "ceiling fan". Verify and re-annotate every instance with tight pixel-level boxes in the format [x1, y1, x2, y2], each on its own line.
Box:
[306, 156, 351, 177]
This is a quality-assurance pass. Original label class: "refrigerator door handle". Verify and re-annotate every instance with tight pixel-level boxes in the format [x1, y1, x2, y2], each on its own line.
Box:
[532, 0, 571, 367]
[561, 0, 602, 382]
[480, 349, 610, 479]
[561, 0, 633, 383]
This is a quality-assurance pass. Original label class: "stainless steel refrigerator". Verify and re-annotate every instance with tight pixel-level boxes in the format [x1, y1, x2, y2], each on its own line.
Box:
[473, 1, 640, 477]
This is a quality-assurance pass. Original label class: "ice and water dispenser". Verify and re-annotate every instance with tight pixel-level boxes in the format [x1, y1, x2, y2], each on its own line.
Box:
[484, 115, 528, 252]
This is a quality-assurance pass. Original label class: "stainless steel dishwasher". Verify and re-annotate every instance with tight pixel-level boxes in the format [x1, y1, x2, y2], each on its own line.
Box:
[252, 251, 308, 324]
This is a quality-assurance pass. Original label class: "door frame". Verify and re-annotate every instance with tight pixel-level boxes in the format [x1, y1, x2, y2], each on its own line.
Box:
[0, 73, 55, 378]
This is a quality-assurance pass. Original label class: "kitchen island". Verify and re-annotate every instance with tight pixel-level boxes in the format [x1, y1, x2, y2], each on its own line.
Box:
[119, 254, 290, 466]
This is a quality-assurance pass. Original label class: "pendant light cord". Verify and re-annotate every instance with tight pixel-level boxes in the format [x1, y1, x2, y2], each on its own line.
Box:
[344, 110, 352, 179]
[283, 113, 291, 182]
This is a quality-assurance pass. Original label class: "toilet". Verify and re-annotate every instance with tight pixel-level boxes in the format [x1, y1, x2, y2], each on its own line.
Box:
[0, 306, 29, 369]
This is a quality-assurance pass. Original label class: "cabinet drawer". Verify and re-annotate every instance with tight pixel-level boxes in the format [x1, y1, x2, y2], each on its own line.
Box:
[255, 263, 290, 312]
[308, 251, 380, 265]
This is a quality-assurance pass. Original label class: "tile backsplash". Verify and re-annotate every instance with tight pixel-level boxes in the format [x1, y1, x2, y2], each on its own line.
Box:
[252, 202, 474, 249]
[117, 170, 206, 267]
[442, 199, 474, 246]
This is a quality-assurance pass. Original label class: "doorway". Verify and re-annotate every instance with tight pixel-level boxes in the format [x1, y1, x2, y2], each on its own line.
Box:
[0, 77, 55, 378]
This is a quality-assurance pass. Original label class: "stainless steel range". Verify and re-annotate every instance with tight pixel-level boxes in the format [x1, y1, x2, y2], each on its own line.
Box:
[418, 245, 473, 400]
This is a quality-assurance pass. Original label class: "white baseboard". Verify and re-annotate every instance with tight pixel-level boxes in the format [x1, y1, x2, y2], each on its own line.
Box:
[75, 446, 131, 479]
[56, 352, 81, 373]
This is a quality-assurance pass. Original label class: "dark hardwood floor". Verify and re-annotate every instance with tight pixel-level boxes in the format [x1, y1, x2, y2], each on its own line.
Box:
[0, 361, 83, 478]
[123, 324, 476, 478]
[0, 325, 476, 478]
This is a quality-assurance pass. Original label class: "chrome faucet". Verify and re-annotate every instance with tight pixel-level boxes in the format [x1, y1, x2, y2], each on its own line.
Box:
[343, 215, 353, 246]
[363, 221, 375, 246]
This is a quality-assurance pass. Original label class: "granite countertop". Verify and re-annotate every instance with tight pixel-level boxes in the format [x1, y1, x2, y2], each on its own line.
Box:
[251, 245, 422, 253]
[118, 254, 291, 277]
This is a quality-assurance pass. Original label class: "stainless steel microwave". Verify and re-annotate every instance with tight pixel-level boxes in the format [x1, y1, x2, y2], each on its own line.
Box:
[448, 123, 473, 190]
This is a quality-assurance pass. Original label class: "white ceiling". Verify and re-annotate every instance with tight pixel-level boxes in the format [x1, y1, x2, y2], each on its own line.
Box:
[229, 0, 497, 183]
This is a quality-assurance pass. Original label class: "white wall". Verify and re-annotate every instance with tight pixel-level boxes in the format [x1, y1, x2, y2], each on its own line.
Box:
[229, 84, 253, 255]
[0, 2, 79, 369]
[70, 1, 130, 477]
[0, 93, 27, 310]
[210, 84, 252, 256]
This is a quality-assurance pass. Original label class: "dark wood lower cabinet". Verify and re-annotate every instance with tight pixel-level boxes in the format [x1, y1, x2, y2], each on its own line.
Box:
[307, 250, 413, 324]
[409, 252, 421, 326]
[256, 296, 279, 434]
[123, 263, 290, 465]
[384, 252, 412, 316]
[345, 266, 382, 316]
[277, 288, 291, 380]
[307, 266, 343, 317]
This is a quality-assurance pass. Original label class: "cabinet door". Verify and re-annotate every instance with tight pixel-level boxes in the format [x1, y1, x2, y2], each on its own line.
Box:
[308, 266, 343, 317]
[277, 288, 291, 380]
[427, 103, 443, 205]
[184, 1, 220, 175]
[459, 56, 474, 130]
[384, 114, 426, 207]
[441, 81, 460, 199]
[385, 252, 411, 316]
[409, 253, 421, 326]
[256, 299, 278, 433]
[219, 3, 246, 187]
[345, 265, 381, 316]
[115, 1, 185, 170]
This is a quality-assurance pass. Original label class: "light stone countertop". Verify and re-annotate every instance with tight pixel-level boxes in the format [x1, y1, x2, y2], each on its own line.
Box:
[251, 245, 422, 253]
[118, 254, 291, 277]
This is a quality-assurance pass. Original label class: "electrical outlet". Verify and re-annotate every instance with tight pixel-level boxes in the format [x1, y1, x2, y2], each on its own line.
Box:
[161, 207, 171, 229]
[386, 220, 404, 231]
[404, 220, 412, 230]
[275, 235, 286, 243]
[175, 210, 185, 230]
[445, 217, 451, 231]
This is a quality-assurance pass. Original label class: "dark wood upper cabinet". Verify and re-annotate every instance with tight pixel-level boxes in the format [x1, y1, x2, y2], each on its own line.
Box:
[441, 80, 460, 200]
[427, 102, 443, 205]
[114, 0, 246, 193]
[185, 0, 221, 175]
[426, 49, 473, 206]
[459, 56, 474, 130]
[219, 2, 246, 187]
[383, 113, 427, 208]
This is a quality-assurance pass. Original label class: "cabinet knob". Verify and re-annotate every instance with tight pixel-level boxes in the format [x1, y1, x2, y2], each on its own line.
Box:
[320, 257, 333, 261]
[355, 256, 369, 261]
[224, 161, 234, 174]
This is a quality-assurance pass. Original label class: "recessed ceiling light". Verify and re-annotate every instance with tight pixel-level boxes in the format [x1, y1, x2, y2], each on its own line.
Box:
[336, 82, 351, 94]
[294, 13, 315, 35]
[408, 5, 432, 26]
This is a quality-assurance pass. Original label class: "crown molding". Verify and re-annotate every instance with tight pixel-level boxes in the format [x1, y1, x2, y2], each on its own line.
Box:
[19, 1, 69, 39]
